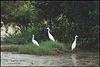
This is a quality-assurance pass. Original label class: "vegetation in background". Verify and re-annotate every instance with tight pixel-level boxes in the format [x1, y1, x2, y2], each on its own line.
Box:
[2, 26, 38, 44]
[1, 1, 99, 51]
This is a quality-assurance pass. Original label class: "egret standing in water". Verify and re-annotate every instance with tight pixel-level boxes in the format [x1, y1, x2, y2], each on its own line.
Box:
[47, 27, 55, 42]
[71, 35, 78, 50]
[32, 35, 39, 46]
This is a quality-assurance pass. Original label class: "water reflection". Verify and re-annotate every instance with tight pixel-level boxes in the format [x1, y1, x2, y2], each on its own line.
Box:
[71, 54, 77, 66]
[70, 52, 99, 66]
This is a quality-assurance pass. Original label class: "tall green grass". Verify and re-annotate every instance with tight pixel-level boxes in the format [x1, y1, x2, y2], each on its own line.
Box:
[18, 41, 67, 55]
[1, 41, 69, 55]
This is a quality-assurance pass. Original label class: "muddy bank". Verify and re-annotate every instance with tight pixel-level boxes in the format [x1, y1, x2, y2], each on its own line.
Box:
[1, 52, 99, 66]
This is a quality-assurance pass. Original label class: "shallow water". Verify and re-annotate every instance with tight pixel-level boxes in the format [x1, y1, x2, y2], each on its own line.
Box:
[1, 52, 99, 66]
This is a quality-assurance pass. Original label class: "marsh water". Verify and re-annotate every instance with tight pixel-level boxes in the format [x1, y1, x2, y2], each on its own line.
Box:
[1, 51, 99, 66]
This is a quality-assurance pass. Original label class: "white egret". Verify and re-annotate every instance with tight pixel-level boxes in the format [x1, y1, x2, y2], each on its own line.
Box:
[71, 35, 78, 50]
[47, 27, 55, 41]
[32, 35, 39, 46]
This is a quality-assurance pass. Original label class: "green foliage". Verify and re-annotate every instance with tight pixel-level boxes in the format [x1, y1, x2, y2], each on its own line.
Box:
[3, 27, 39, 44]
[1, 41, 68, 55]
[34, 1, 99, 50]
[1, 1, 25, 24]
[14, 1, 37, 27]
[40, 41, 66, 51]
[1, 1, 99, 50]
[17, 44, 51, 55]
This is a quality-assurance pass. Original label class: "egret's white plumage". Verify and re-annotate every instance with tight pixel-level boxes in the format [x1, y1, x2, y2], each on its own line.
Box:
[47, 27, 55, 41]
[32, 35, 39, 46]
[71, 35, 78, 50]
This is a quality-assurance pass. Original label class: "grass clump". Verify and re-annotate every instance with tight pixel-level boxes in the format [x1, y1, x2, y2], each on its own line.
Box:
[40, 41, 66, 51]
[17, 41, 67, 55]
[1, 41, 68, 55]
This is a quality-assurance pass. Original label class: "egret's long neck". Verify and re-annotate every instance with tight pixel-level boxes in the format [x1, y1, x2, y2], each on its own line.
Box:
[48, 30, 50, 34]
[75, 37, 77, 40]
[32, 36, 34, 40]
[75, 37, 77, 41]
